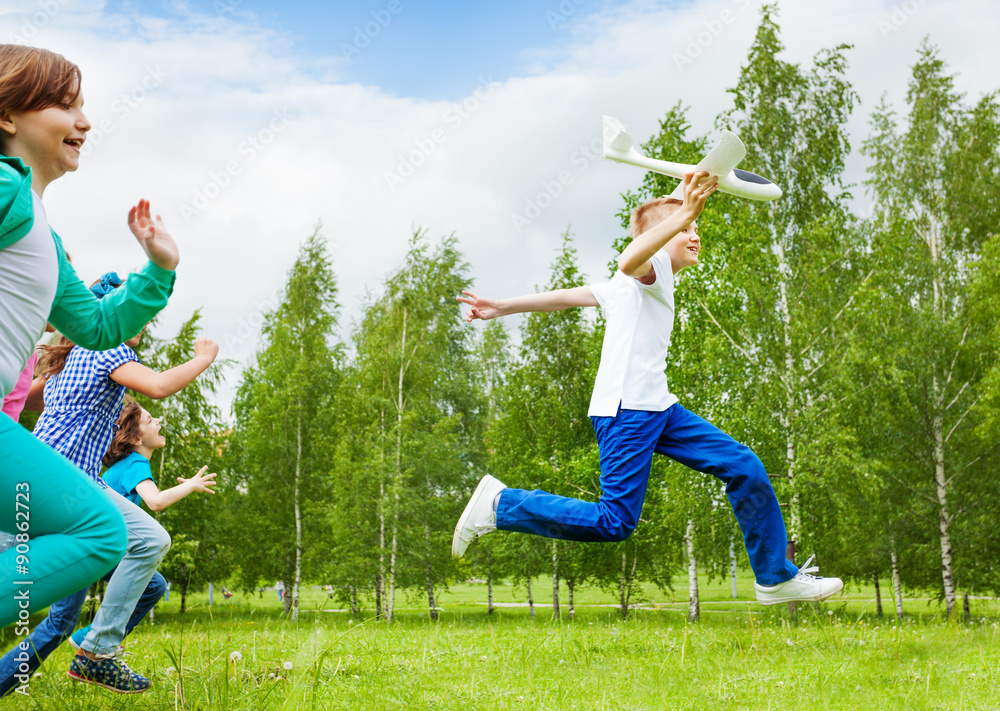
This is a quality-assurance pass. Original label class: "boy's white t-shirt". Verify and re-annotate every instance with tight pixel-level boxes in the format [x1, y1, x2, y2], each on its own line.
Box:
[588, 249, 678, 417]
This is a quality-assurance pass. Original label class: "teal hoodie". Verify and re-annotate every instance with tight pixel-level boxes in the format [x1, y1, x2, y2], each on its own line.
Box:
[0, 154, 176, 352]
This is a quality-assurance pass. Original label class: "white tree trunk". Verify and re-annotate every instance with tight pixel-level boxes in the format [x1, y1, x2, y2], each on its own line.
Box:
[526, 574, 535, 618]
[730, 540, 738, 600]
[551, 540, 560, 619]
[487, 559, 494, 615]
[928, 216, 956, 617]
[291, 393, 303, 621]
[377, 408, 386, 619]
[774, 240, 799, 540]
[388, 306, 409, 622]
[686, 519, 699, 622]
[891, 547, 904, 617]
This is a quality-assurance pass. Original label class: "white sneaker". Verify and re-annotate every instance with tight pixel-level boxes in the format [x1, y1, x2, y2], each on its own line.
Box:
[452, 475, 506, 559]
[754, 555, 844, 606]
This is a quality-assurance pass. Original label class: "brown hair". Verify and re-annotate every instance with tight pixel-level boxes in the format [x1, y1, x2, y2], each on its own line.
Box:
[629, 197, 684, 239]
[38, 333, 75, 378]
[0, 45, 81, 121]
[103, 399, 143, 467]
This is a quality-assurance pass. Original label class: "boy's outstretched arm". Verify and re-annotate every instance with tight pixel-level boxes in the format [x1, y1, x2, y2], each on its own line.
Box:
[458, 286, 598, 321]
[618, 170, 717, 278]
[134, 466, 217, 512]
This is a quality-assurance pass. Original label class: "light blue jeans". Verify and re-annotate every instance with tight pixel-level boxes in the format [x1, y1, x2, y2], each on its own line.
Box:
[80, 489, 170, 655]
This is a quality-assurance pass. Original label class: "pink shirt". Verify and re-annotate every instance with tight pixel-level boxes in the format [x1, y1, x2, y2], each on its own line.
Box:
[2, 353, 37, 422]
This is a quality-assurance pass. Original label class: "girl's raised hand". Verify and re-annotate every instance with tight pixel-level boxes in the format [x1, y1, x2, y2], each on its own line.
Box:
[176, 465, 217, 494]
[457, 290, 503, 321]
[129, 199, 179, 271]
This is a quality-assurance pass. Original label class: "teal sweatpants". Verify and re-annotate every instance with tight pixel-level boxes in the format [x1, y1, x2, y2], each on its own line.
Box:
[0, 414, 127, 628]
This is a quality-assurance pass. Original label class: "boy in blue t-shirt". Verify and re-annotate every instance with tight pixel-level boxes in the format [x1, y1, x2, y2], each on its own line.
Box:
[66, 400, 217, 650]
[101, 401, 216, 508]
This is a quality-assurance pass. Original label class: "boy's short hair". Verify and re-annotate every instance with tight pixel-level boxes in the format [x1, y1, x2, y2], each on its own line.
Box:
[629, 197, 683, 239]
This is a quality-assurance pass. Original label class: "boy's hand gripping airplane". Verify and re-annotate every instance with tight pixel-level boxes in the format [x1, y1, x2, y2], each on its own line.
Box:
[601, 115, 782, 201]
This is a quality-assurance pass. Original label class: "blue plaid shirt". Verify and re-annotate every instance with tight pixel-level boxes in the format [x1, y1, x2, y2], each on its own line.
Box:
[33, 343, 139, 483]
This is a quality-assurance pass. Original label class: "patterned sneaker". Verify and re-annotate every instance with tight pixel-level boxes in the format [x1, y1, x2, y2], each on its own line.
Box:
[452, 474, 505, 559]
[68, 653, 150, 693]
[754, 555, 844, 606]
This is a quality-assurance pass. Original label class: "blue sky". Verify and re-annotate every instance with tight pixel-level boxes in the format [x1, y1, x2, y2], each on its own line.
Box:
[110, 0, 604, 99]
[8, 0, 996, 410]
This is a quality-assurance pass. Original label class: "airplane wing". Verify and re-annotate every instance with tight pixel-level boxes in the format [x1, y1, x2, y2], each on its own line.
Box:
[668, 131, 747, 199]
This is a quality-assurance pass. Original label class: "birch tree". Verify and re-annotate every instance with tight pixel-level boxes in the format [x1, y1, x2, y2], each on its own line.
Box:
[859, 41, 1000, 615]
[352, 230, 479, 620]
[229, 227, 342, 621]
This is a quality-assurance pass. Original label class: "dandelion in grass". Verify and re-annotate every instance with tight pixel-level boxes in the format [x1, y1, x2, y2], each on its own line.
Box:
[230, 651, 242, 662]
[785, 638, 793, 647]
[283, 661, 293, 671]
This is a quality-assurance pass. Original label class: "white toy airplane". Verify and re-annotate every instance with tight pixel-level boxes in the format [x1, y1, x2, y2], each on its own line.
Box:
[601, 115, 782, 201]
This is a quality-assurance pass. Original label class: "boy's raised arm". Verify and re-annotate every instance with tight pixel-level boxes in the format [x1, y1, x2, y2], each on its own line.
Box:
[458, 286, 598, 321]
[618, 171, 717, 278]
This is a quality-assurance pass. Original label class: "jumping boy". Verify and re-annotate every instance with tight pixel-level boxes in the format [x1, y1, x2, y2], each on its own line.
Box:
[452, 171, 842, 605]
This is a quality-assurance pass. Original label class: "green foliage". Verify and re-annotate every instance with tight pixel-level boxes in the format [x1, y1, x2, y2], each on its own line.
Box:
[227, 226, 343, 617]
[852, 40, 1000, 607]
[131, 310, 232, 601]
[341, 229, 481, 618]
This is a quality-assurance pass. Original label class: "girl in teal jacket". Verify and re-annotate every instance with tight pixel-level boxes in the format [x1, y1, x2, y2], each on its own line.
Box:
[0, 44, 178, 631]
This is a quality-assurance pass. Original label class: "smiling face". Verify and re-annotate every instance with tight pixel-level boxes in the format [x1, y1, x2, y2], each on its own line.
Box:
[135, 407, 166, 452]
[0, 82, 90, 192]
[663, 219, 701, 273]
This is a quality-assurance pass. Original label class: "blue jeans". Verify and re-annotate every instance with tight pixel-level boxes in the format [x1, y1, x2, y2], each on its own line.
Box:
[496, 404, 799, 586]
[0, 570, 167, 696]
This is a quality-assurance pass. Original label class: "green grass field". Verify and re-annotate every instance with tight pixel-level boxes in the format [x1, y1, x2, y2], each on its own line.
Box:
[3, 574, 998, 710]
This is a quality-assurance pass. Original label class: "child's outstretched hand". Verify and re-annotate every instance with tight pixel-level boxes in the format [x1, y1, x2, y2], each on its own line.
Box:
[194, 337, 220, 365]
[457, 290, 503, 321]
[177, 465, 217, 494]
[129, 199, 179, 271]
[681, 170, 718, 220]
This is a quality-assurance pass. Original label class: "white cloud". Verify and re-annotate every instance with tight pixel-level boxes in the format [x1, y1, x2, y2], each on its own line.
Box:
[5, 0, 997, 414]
